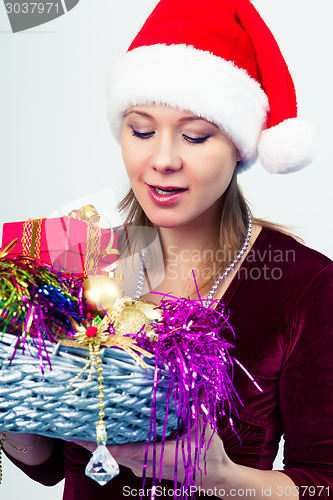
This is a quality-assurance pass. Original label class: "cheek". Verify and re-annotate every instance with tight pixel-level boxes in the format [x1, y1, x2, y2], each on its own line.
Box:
[195, 150, 236, 190]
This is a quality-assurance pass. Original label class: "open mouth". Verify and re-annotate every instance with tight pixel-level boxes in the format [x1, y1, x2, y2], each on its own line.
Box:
[150, 185, 188, 195]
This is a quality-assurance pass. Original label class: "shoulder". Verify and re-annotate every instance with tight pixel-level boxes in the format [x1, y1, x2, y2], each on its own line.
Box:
[253, 227, 332, 288]
[260, 227, 331, 263]
[235, 227, 333, 326]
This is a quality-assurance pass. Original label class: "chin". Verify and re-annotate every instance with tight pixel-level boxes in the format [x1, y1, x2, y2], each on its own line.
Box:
[144, 211, 185, 229]
[148, 219, 181, 229]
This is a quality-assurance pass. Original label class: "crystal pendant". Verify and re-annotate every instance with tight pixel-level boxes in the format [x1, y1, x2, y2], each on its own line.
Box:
[85, 443, 120, 485]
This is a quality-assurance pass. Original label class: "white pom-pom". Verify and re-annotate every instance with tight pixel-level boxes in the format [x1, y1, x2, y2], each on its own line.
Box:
[258, 118, 317, 174]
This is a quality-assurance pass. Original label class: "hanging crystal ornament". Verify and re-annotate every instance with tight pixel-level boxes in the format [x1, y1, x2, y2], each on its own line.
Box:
[85, 340, 120, 485]
[85, 440, 119, 485]
[62, 295, 154, 486]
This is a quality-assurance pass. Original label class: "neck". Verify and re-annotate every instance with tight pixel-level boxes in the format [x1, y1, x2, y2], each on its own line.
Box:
[158, 218, 220, 265]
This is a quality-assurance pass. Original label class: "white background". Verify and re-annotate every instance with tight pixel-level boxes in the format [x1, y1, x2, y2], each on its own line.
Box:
[0, 0, 332, 498]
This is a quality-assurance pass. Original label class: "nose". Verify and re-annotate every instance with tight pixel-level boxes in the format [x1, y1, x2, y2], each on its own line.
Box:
[151, 132, 183, 173]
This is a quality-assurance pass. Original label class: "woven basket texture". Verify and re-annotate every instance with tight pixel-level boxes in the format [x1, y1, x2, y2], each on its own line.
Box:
[0, 333, 178, 444]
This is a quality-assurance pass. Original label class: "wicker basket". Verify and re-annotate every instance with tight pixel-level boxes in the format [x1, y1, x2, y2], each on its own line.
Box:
[0, 332, 178, 444]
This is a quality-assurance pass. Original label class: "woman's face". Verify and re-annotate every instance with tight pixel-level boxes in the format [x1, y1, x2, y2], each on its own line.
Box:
[121, 105, 239, 229]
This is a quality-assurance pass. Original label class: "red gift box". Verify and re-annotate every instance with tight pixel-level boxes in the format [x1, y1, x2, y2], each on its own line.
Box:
[1, 213, 120, 276]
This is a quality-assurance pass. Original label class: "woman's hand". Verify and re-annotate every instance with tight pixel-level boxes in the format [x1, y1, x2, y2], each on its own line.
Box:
[73, 424, 234, 490]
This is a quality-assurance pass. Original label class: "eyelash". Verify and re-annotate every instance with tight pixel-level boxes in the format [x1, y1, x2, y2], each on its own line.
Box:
[130, 127, 210, 144]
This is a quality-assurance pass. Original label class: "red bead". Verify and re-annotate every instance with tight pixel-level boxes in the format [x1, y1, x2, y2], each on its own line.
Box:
[86, 326, 98, 337]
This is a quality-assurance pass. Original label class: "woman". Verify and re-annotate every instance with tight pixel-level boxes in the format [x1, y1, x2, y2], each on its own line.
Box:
[2, 0, 332, 498]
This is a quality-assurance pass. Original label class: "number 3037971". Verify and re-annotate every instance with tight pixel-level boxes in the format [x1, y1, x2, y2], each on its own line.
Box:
[276, 485, 330, 496]
[5, 3, 60, 14]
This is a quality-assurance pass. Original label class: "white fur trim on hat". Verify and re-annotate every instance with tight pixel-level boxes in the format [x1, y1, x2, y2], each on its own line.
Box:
[106, 44, 269, 164]
[258, 118, 317, 174]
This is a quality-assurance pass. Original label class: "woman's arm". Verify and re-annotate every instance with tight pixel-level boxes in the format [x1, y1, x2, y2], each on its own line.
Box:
[75, 429, 297, 499]
[218, 262, 333, 500]
[274, 263, 333, 498]
[2, 432, 65, 486]
[2, 432, 54, 465]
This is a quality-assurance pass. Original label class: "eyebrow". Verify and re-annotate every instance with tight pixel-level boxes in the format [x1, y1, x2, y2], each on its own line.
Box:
[123, 110, 219, 128]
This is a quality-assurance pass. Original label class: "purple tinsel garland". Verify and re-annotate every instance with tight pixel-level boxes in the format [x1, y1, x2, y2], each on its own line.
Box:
[135, 293, 262, 498]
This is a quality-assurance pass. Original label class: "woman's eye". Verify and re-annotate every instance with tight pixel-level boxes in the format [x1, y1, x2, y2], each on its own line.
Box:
[183, 134, 210, 144]
[131, 126, 155, 140]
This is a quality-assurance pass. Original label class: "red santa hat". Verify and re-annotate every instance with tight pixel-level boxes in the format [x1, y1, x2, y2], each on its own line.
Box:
[107, 0, 316, 173]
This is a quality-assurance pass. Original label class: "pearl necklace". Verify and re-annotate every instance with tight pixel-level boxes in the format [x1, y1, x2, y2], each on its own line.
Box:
[133, 211, 253, 307]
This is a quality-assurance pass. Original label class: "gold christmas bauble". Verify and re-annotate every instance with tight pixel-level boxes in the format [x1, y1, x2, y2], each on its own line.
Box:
[82, 275, 123, 316]
[113, 306, 152, 336]
[135, 301, 163, 323]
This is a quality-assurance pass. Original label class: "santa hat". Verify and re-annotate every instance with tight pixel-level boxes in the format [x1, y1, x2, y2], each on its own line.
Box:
[107, 0, 316, 174]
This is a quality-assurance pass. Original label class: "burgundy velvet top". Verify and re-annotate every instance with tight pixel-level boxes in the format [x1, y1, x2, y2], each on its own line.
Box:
[8, 228, 333, 499]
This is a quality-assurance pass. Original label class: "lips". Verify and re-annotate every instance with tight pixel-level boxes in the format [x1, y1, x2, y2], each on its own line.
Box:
[146, 184, 188, 206]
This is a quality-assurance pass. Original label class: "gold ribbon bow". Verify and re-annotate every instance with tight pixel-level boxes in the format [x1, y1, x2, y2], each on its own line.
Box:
[67, 204, 122, 280]
[67, 204, 100, 224]
[61, 299, 154, 394]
